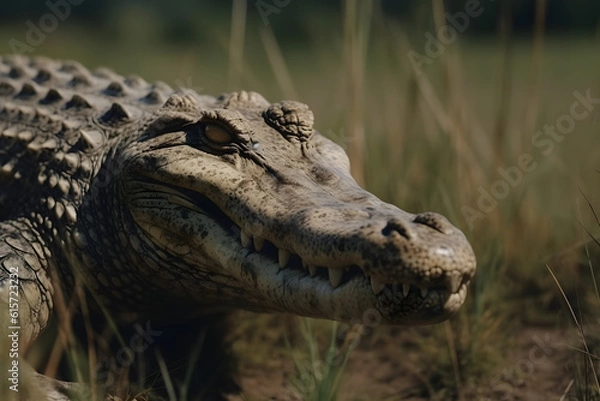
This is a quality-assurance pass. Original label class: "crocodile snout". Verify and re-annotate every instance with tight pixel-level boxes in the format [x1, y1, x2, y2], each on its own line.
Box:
[381, 212, 454, 240]
[365, 210, 475, 292]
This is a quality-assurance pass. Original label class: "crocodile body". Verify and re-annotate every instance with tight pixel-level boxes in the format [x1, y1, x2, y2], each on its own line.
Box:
[0, 56, 476, 399]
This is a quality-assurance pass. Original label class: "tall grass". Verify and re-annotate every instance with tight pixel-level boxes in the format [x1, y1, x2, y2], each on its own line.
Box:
[228, 0, 247, 90]
[343, 0, 372, 186]
[287, 319, 361, 401]
[559, 196, 600, 400]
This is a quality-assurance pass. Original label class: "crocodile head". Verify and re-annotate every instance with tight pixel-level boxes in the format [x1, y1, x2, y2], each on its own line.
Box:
[119, 91, 476, 325]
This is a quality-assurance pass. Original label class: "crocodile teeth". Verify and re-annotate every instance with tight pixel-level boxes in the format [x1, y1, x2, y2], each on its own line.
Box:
[328, 268, 343, 288]
[253, 236, 264, 252]
[370, 277, 385, 295]
[420, 287, 429, 298]
[278, 249, 290, 268]
[241, 230, 251, 248]
[308, 265, 317, 277]
[402, 283, 410, 297]
[447, 274, 462, 293]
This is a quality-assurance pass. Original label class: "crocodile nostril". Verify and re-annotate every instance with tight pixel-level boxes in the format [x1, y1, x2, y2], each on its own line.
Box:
[381, 221, 411, 240]
[413, 212, 453, 234]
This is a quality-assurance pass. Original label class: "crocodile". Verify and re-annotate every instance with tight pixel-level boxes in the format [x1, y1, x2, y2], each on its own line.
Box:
[0, 56, 476, 400]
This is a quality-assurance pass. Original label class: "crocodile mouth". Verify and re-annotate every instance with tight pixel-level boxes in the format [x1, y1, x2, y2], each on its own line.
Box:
[233, 226, 467, 298]
[228, 218, 469, 324]
[159, 181, 466, 292]
[135, 179, 471, 324]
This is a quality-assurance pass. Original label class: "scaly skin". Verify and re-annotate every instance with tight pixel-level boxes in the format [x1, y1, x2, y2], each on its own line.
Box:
[0, 56, 476, 399]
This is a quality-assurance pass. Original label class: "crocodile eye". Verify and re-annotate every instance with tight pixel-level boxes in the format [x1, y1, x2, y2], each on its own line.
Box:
[204, 123, 234, 144]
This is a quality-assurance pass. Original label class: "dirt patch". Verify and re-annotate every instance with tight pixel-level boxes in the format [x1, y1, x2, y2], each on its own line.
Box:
[462, 327, 575, 401]
[230, 325, 580, 401]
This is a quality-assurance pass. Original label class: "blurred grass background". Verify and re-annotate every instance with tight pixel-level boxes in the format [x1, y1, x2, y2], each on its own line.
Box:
[1, 0, 600, 399]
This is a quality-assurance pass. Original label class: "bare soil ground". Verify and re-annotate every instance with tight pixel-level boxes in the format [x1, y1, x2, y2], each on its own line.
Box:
[229, 325, 578, 401]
